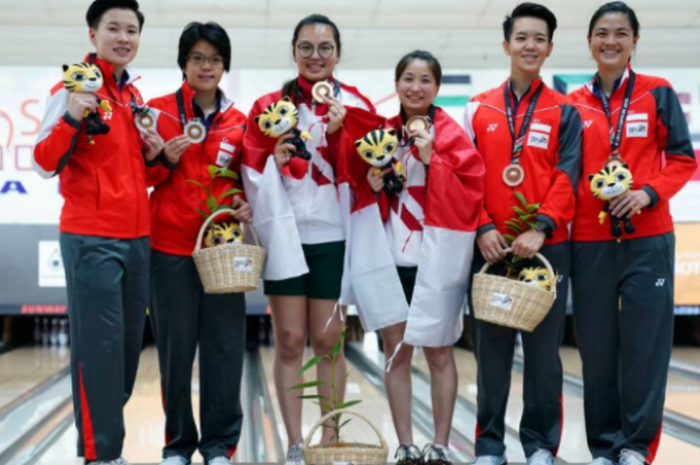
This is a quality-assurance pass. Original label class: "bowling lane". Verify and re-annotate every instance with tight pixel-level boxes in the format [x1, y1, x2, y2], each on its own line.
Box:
[258, 343, 432, 456]
[0, 346, 70, 411]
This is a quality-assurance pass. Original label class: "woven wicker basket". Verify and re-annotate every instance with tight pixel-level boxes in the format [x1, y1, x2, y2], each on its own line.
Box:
[302, 409, 389, 465]
[192, 209, 265, 294]
[472, 248, 556, 332]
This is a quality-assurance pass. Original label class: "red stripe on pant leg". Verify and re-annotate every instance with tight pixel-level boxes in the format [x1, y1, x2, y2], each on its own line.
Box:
[475, 422, 482, 443]
[553, 392, 564, 457]
[646, 422, 663, 464]
[228, 445, 237, 459]
[160, 384, 171, 445]
[79, 364, 97, 461]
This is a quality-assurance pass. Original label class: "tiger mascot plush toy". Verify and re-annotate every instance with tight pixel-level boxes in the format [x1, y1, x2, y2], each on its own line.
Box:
[62, 63, 112, 144]
[255, 96, 312, 160]
[204, 222, 244, 248]
[355, 128, 406, 195]
[588, 162, 636, 239]
[518, 266, 555, 292]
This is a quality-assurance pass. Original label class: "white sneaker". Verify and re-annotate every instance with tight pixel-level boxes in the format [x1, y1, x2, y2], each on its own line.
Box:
[472, 455, 507, 465]
[92, 459, 131, 465]
[395, 444, 422, 464]
[159, 456, 190, 465]
[206, 456, 230, 465]
[588, 458, 616, 465]
[285, 439, 306, 465]
[422, 443, 452, 464]
[527, 449, 554, 465]
[619, 449, 646, 465]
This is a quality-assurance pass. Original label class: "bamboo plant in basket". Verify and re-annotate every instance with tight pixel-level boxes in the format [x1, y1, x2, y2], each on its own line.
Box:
[291, 325, 388, 465]
[501, 191, 540, 278]
[187, 165, 244, 247]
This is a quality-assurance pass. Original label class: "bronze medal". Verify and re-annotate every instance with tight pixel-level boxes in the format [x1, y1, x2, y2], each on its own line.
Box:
[603, 156, 626, 170]
[312, 80, 333, 103]
[135, 113, 155, 132]
[184, 119, 206, 144]
[503, 163, 525, 187]
[406, 115, 431, 134]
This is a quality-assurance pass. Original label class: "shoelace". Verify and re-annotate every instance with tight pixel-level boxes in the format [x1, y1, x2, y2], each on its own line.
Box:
[422, 444, 451, 463]
[619, 449, 646, 465]
[528, 449, 554, 465]
[286, 441, 304, 464]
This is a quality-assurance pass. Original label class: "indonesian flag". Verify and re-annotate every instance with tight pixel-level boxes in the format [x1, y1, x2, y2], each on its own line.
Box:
[339, 107, 485, 348]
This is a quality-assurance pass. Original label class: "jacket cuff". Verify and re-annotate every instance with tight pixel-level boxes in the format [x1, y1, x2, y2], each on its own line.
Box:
[161, 154, 179, 170]
[144, 150, 162, 167]
[477, 223, 496, 237]
[534, 214, 556, 238]
[62, 112, 82, 130]
[642, 185, 660, 208]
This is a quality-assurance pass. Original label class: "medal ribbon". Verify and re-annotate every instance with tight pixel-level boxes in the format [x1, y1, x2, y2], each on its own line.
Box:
[504, 81, 543, 164]
[595, 70, 636, 157]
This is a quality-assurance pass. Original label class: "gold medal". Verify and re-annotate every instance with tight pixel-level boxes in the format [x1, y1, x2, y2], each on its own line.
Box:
[406, 115, 432, 134]
[184, 119, 206, 144]
[311, 80, 333, 103]
[135, 112, 155, 132]
[503, 164, 525, 187]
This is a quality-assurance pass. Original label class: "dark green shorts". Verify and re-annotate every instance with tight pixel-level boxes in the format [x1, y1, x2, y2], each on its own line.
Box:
[397, 266, 418, 305]
[264, 241, 345, 300]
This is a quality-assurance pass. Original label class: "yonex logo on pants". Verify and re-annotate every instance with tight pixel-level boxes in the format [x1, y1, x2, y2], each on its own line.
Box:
[656, 279, 665, 287]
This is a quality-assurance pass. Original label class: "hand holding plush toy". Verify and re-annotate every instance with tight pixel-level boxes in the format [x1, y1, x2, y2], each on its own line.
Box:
[62, 63, 112, 145]
[588, 162, 638, 239]
[356, 129, 406, 195]
[256, 97, 312, 161]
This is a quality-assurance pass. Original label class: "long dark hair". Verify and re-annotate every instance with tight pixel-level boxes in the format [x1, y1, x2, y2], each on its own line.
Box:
[281, 14, 342, 98]
[588, 1, 640, 37]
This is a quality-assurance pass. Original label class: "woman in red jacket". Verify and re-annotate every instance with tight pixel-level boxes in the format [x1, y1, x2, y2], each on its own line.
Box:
[145, 22, 251, 465]
[568, 3, 697, 465]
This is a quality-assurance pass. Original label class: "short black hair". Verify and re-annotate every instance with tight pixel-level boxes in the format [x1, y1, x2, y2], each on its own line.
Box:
[588, 1, 640, 37]
[395, 50, 442, 85]
[86, 0, 145, 31]
[178, 22, 232, 72]
[503, 2, 557, 42]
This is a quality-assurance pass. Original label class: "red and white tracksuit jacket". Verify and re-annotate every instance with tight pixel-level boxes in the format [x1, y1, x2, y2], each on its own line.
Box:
[145, 82, 247, 256]
[33, 53, 150, 238]
[464, 79, 583, 245]
[566, 66, 697, 242]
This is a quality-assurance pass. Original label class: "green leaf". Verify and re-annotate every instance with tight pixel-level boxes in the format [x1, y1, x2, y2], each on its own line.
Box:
[340, 399, 362, 409]
[520, 214, 535, 222]
[512, 206, 527, 217]
[331, 339, 342, 358]
[206, 197, 219, 215]
[314, 402, 335, 411]
[297, 394, 328, 400]
[526, 204, 539, 213]
[185, 179, 207, 191]
[207, 165, 218, 177]
[297, 355, 325, 376]
[217, 168, 240, 180]
[526, 221, 536, 229]
[506, 225, 522, 235]
[289, 380, 326, 391]
[217, 188, 243, 201]
[339, 419, 352, 428]
[503, 234, 517, 244]
[195, 209, 208, 219]
[504, 219, 522, 228]
[514, 191, 528, 207]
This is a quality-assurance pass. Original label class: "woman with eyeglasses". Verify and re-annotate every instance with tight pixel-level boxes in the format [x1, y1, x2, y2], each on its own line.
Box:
[144, 22, 252, 465]
[242, 13, 374, 465]
[567, 3, 696, 465]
